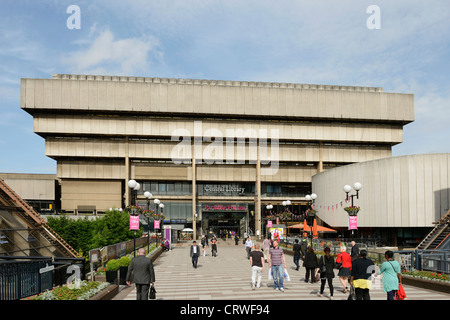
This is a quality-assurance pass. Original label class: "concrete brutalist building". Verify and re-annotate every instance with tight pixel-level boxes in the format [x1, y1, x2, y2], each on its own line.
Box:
[20, 74, 414, 240]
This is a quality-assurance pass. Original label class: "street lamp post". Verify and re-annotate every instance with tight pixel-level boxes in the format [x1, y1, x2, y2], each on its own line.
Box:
[343, 182, 362, 238]
[159, 203, 165, 248]
[154, 198, 161, 245]
[128, 180, 141, 257]
[265, 204, 273, 238]
[305, 193, 317, 246]
[144, 191, 153, 253]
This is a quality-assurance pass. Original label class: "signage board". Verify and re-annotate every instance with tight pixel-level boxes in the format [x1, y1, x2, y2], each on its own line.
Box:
[129, 215, 140, 230]
[348, 216, 358, 230]
[202, 203, 248, 212]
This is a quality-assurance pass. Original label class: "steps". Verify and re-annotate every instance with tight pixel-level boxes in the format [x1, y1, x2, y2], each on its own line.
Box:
[0, 179, 78, 258]
[416, 210, 450, 250]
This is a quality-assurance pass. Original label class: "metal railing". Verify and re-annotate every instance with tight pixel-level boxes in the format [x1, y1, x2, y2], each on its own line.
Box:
[0, 256, 86, 300]
[0, 257, 53, 300]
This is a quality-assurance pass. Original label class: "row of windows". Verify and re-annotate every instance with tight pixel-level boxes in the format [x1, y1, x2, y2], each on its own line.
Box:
[138, 181, 311, 197]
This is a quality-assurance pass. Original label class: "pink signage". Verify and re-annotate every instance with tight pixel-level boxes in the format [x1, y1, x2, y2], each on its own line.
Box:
[203, 204, 247, 211]
[267, 221, 273, 228]
[348, 216, 358, 230]
[154, 220, 160, 229]
[129, 215, 140, 230]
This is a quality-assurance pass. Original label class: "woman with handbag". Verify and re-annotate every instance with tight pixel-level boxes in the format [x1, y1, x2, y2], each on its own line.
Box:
[303, 246, 318, 283]
[316, 247, 336, 300]
[380, 250, 403, 300]
[336, 245, 352, 293]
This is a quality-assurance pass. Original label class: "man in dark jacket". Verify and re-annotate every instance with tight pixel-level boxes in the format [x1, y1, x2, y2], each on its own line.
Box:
[293, 239, 302, 271]
[190, 240, 201, 268]
[126, 248, 156, 300]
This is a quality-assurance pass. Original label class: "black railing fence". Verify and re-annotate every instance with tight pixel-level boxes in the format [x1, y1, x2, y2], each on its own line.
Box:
[0, 256, 85, 300]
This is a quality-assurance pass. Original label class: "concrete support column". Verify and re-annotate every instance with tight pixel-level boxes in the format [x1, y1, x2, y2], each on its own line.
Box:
[125, 137, 130, 207]
[192, 144, 197, 240]
[256, 142, 262, 240]
[318, 142, 324, 173]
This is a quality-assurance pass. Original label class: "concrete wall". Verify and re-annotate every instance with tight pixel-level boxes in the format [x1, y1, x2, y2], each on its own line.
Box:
[311, 153, 450, 228]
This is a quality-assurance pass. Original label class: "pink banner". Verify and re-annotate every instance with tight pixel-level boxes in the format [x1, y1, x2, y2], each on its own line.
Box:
[154, 220, 160, 229]
[129, 215, 140, 230]
[267, 221, 273, 228]
[348, 216, 358, 230]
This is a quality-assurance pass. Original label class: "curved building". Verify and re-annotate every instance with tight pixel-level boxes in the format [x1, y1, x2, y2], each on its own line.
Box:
[312, 153, 450, 246]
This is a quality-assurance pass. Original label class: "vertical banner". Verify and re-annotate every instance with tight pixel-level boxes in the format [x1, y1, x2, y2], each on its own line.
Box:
[129, 215, 140, 230]
[154, 220, 160, 229]
[267, 221, 273, 228]
[348, 216, 358, 230]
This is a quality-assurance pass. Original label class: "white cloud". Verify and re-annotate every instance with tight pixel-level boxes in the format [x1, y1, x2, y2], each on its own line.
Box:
[62, 27, 161, 76]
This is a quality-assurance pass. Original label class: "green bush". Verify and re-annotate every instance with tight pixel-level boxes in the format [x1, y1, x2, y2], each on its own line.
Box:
[105, 259, 120, 271]
[119, 256, 131, 267]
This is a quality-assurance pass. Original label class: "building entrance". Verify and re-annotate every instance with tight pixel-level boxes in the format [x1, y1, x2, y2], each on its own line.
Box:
[201, 206, 247, 239]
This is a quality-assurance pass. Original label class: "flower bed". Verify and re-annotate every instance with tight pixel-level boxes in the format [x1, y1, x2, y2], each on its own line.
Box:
[401, 270, 449, 282]
[23, 281, 110, 300]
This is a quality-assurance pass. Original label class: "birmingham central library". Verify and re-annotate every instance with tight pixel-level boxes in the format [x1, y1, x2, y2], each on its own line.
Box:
[19, 74, 415, 241]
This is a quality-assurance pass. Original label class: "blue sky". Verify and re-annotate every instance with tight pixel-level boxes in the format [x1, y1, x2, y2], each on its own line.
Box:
[0, 0, 449, 174]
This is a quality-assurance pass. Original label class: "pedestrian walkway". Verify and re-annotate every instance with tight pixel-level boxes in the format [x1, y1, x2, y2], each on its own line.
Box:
[118, 240, 450, 300]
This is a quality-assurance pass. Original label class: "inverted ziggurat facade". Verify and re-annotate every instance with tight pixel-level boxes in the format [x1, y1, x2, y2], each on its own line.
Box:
[20, 74, 414, 239]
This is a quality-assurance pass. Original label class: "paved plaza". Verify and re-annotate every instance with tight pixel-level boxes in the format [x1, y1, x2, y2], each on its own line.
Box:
[115, 239, 450, 301]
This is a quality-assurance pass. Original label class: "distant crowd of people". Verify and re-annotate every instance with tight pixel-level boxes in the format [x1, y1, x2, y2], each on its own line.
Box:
[123, 232, 404, 300]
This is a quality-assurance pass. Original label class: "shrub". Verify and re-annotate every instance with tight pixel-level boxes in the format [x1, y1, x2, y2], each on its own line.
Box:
[105, 259, 120, 271]
[119, 256, 131, 267]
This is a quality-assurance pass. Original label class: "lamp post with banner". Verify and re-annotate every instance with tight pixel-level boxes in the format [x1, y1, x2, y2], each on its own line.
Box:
[144, 191, 153, 252]
[305, 193, 317, 246]
[343, 183, 362, 238]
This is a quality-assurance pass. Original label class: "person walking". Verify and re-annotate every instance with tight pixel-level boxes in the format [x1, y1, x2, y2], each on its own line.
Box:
[263, 236, 271, 263]
[293, 239, 302, 271]
[336, 245, 352, 293]
[249, 243, 265, 290]
[380, 250, 402, 300]
[211, 236, 218, 257]
[300, 238, 308, 261]
[125, 248, 156, 300]
[349, 250, 375, 300]
[268, 240, 287, 292]
[201, 235, 207, 257]
[303, 246, 318, 283]
[316, 247, 336, 299]
[350, 241, 359, 262]
[190, 240, 201, 268]
[235, 234, 239, 245]
[245, 236, 253, 260]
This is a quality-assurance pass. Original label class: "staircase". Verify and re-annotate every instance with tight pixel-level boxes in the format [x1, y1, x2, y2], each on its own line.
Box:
[0, 179, 78, 258]
[416, 210, 450, 250]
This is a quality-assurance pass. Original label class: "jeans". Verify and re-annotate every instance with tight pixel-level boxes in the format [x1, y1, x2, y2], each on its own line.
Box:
[387, 290, 397, 300]
[293, 255, 300, 268]
[246, 247, 252, 259]
[271, 264, 284, 289]
[251, 266, 263, 287]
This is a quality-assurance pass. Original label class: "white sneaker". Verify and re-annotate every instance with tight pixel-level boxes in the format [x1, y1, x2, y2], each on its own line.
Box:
[280, 287, 284, 292]
[251, 283, 255, 290]
[275, 287, 279, 291]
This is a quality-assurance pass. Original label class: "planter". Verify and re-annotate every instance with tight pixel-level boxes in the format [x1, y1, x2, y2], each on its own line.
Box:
[402, 274, 450, 294]
[106, 270, 118, 285]
[94, 274, 106, 282]
[89, 284, 119, 300]
[347, 211, 359, 216]
[119, 266, 128, 285]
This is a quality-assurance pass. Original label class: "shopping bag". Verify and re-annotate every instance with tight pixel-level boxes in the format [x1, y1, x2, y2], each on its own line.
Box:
[347, 285, 356, 300]
[283, 268, 291, 281]
[395, 284, 406, 300]
[268, 269, 273, 280]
